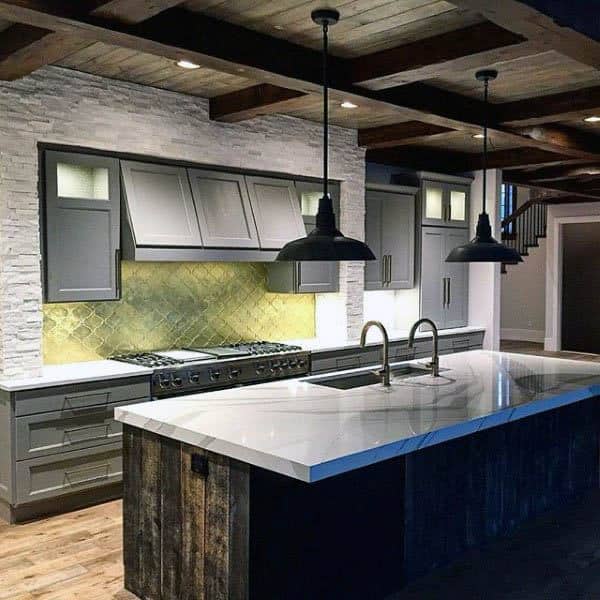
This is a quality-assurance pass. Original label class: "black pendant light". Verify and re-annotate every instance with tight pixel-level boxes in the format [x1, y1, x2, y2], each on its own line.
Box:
[276, 9, 375, 262]
[446, 70, 522, 264]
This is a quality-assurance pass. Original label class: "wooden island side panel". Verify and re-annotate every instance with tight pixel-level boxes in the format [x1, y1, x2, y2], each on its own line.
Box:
[122, 426, 249, 600]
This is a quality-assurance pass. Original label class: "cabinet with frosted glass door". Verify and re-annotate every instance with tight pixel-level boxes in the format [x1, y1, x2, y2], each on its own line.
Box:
[420, 178, 470, 229]
[266, 180, 339, 293]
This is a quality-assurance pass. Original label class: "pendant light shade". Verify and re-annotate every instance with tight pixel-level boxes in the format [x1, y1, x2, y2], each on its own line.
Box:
[276, 9, 375, 262]
[446, 70, 522, 265]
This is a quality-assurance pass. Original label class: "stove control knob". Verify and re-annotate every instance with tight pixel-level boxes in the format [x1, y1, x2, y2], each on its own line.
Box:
[189, 372, 201, 384]
[298, 359, 306, 368]
[289, 359, 298, 368]
[229, 368, 241, 379]
[172, 376, 183, 387]
[210, 369, 221, 381]
[280, 360, 289, 369]
[256, 364, 266, 375]
[158, 375, 171, 389]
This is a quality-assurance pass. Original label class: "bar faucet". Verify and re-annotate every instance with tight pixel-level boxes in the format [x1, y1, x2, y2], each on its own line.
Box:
[360, 321, 390, 386]
[408, 318, 440, 377]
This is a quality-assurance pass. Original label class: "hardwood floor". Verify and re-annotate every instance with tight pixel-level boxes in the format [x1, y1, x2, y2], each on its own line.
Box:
[0, 500, 133, 600]
[500, 339, 600, 362]
[2, 343, 600, 599]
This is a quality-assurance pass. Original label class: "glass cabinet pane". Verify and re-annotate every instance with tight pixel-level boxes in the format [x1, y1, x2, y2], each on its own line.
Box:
[57, 162, 109, 200]
[424, 186, 443, 219]
[300, 190, 322, 217]
[449, 190, 466, 221]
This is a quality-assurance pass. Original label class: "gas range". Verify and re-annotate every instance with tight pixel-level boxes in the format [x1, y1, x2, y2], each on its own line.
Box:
[112, 341, 310, 398]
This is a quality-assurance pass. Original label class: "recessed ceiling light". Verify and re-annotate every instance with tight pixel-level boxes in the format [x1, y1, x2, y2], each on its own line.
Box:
[472, 133, 485, 139]
[176, 59, 200, 70]
[340, 101, 358, 109]
[274, 25, 284, 30]
[583, 116, 600, 123]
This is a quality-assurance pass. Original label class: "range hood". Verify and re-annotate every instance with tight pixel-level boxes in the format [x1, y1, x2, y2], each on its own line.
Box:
[120, 160, 306, 262]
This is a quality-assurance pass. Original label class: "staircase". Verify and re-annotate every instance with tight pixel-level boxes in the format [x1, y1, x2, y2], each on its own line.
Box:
[500, 200, 548, 273]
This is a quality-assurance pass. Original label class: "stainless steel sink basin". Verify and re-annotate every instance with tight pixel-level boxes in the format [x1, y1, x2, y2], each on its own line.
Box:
[308, 365, 432, 390]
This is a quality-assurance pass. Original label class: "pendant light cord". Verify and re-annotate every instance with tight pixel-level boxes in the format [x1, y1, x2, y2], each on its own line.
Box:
[322, 20, 329, 202]
[482, 77, 489, 214]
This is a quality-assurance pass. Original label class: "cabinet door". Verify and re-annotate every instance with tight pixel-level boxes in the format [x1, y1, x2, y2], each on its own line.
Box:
[296, 216, 339, 293]
[364, 191, 384, 290]
[444, 229, 469, 327]
[420, 227, 446, 327]
[121, 161, 202, 247]
[44, 151, 120, 302]
[381, 192, 415, 289]
[188, 169, 259, 248]
[245, 176, 305, 249]
[421, 181, 446, 226]
[446, 184, 470, 228]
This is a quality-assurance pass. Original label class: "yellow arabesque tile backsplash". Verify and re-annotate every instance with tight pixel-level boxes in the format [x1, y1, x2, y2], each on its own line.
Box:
[43, 262, 315, 364]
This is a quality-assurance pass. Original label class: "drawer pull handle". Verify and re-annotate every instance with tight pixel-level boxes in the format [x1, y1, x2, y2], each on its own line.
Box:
[63, 423, 112, 444]
[62, 392, 111, 411]
[63, 464, 110, 487]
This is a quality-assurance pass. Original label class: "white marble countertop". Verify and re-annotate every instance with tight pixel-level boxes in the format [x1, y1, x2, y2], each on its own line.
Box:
[115, 350, 600, 483]
[281, 325, 485, 352]
[0, 360, 153, 391]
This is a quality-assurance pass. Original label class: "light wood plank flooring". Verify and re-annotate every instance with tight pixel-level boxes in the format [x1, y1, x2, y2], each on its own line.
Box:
[0, 500, 134, 600]
[2, 343, 600, 599]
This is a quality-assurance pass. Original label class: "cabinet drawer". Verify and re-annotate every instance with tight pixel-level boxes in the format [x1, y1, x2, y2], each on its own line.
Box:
[14, 377, 150, 416]
[15, 399, 143, 461]
[311, 348, 380, 374]
[15, 443, 122, 504]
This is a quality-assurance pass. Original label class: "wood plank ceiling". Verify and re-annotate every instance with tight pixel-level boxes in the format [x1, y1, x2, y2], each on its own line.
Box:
[0, 0, 597, 198]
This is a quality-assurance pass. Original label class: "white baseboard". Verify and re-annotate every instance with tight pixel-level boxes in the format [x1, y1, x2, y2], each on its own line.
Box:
[501, 328, 545, 343]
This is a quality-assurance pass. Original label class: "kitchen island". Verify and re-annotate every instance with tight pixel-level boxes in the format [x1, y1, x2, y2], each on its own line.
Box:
[115, 351, 600, 599]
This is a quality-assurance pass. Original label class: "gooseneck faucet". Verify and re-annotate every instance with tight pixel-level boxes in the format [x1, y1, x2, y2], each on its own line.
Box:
[408, 318, 440, 377]
[360, 321, 390, 386]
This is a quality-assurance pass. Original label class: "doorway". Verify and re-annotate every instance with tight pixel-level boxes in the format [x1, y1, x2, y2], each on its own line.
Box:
[561, 222, 600, 353]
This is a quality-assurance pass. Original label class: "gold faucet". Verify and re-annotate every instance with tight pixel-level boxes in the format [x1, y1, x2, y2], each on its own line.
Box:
[360, 321, 390, 386]
[408, 318, 440, 377]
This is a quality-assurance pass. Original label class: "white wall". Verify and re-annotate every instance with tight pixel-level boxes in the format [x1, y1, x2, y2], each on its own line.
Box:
[468, 169, 502, 350]
[0, 66, 367, 377]
[500, 187, 546, 343]
[544, 201, 600, 350]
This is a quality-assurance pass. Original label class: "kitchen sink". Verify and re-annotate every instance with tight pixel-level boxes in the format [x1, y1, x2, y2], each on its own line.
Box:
[308, 364, 433, 390]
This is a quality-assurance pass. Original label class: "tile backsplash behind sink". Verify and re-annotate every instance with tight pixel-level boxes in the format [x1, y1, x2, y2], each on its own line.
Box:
[42, 261, 315, 364]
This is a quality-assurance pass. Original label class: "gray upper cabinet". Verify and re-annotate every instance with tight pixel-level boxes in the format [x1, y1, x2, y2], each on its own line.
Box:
[246, 176, 306, 249]
[266, 181, 339, 294]
[365, 186, 416, 290]
[420, 226, 469, 329]
[121, 161, 202, 247]
[44, 151, 120, 302]
[420, 178, 470, 229]
[188, 169, 260, 249]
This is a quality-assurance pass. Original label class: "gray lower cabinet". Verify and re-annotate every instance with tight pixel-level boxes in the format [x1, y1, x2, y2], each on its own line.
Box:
[365, 186, 416, 290]
[121, 160, 202, 247]
[420, 227, 469, 329]
[310, 331, 484, 374]
[0, 375, 150, 522]
[188, 169, 260, 248]
[44, 151, 121, 302]
[246, 176, 306, 249]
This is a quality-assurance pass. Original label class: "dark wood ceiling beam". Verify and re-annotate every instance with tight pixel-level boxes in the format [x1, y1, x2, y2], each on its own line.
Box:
[498, 85, 600, 126]
[503, 171, 600, 199]
[0, 0, 187, 79]
[210, 84, 308, 123]
[505, 162, 600, 182]
[450, 0, 600, 69]
[351, 22, 531, 90]
[367, 146, 570, 173]
[508, 125, 600, 160]
[358, 121, 455, 149]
